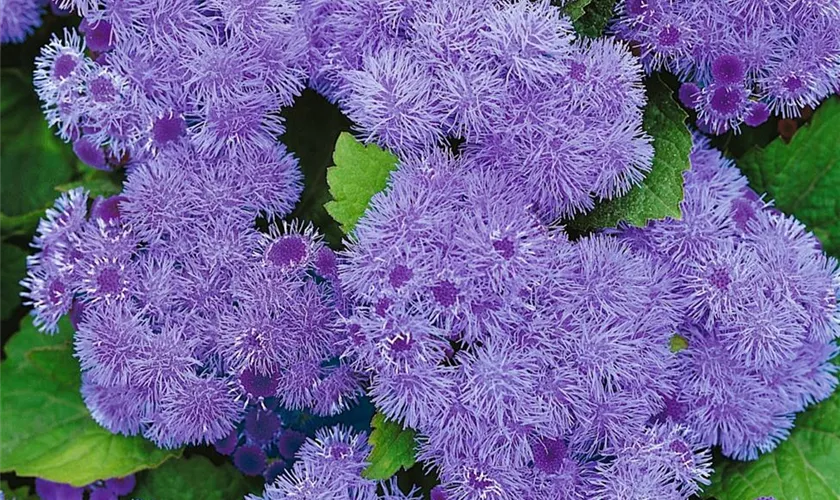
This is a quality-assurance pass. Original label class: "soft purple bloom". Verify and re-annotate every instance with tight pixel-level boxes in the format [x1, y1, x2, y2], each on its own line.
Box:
[1, 0, 46, 44]
[622, 134, 840, 459]
[147, 374, 243, 448]
[612, 0, 840, 129]
[313, 0, 651, 219]
[104, 476, 136, 496]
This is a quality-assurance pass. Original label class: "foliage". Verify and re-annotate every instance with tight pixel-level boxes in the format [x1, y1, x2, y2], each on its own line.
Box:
[564, 0, 619, 37]
[1, 244, 27, 320]
[132, 456, 259, 500]
[325, 133, 399, 235]
[738, 97, 840, 256]
[566, 76, 692, 231]
[0, 70, 75, 219]
[0, 317, 180, 486]
[705, 387, 840, 499]
[362, 413, 417, 481]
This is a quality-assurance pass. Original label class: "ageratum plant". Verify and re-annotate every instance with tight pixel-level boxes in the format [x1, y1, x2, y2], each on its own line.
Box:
[3, 0, 839, 499]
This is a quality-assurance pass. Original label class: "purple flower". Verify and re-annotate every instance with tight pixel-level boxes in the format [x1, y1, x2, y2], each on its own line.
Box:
[35, 479, 84, 500]
[344, 48, 445, 157]
[1, 0, 46, 44]
[235, 445, 268, 476]
[81, 377, 149, 436]
[622, 134, 840, 459]
[612, 0, 840, 129]
[146, 374, 243, 448]
[480, 0, 574, 87]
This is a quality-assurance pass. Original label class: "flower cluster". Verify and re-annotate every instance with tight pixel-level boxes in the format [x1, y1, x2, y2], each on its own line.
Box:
[19, 0, 840, 496]
[249, 426, 420, 500]
[34, 0, 308, 170]
[22, 184, 357, 448]
[305, 0, 653, 219]
[339, 152, 713, 498]
[23, 0, 365, 450]
[617, 134, 840, 459]
[34, 475, 135, 500]
[337, 134, 839, 496]
[612, 0, 840, 133]
[0, 0, 46, 44]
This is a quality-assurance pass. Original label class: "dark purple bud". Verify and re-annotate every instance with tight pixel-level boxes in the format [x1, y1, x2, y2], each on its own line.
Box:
[90, 195, 127, 225]
[678, 83, 701, 109]
[263, 459, 288, 483]
[104, 475, 136, 495]
[233, 445, 267, 476]
[73, 138, 109, 170]
[214, 429, 240, 455]
[711, 55, 745, 85]
[245, 407, 281, 443]
[744, 101, 771, 127]
[89, 487, 117, 500]
[82, 20, 114, 52]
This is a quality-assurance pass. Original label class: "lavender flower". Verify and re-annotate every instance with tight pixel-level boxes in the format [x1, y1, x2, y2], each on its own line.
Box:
[612, 0, 840, 131]
[311, 0, 652, 219]
[621, 134, 840, 459]
[1, 0, 46, 43]
[23, 0, 349, 448]
[341, 152, 707, 496]
[250, 426, 421, 500]
[34, 475, 136, 500]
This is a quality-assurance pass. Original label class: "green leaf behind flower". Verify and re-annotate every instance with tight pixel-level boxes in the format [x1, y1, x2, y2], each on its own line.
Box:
[0, 317, 180, 486]
[363, 413, 417, 480]
[132, 456, 260, 500]
[0, 480, 37, 500]
[325, 133, 399, 235]
[566, 76, 692, 232]
[738, 97, 840, 257]
[565, 0, 619, 37]
[1, 244, 27, 320]
[704, 386, 840, 500]
[0, 70, 75, 218]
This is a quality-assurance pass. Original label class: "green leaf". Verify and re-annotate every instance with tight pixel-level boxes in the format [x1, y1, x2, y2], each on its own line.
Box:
[566, 76, 692, 232]
[1, 210, 44, 239]
[0, 317, 180, 486]
[562, 0, 593, 21]
[569, 0, 618, 38]
[737, 97, 840, 257]
[0, 70, 75, 217]
[324, 132, 399, 234]
[1, 244, 27, 320]
[704, 387, 840, 500]
[55, 177, 122, 199]
[1, 480, 37, 500]
[133, 456, 259, 500]
[363, 412, 417, 480]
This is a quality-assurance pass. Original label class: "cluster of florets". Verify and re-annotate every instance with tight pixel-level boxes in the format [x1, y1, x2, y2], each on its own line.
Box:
[337, 135, 839, 496]
[23, 0, 367, 450]
[339, 151, 713, 498]
[615, 134, 840, 460]
[249, 426, 420, 500]
[34, 0, 309, 170]
[22, 182, 358, 448]
[304, 0, 653, 219]
[34, 475, 135, 500]
[0, 0, 47, 43]
[612, 0, 840, 133]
